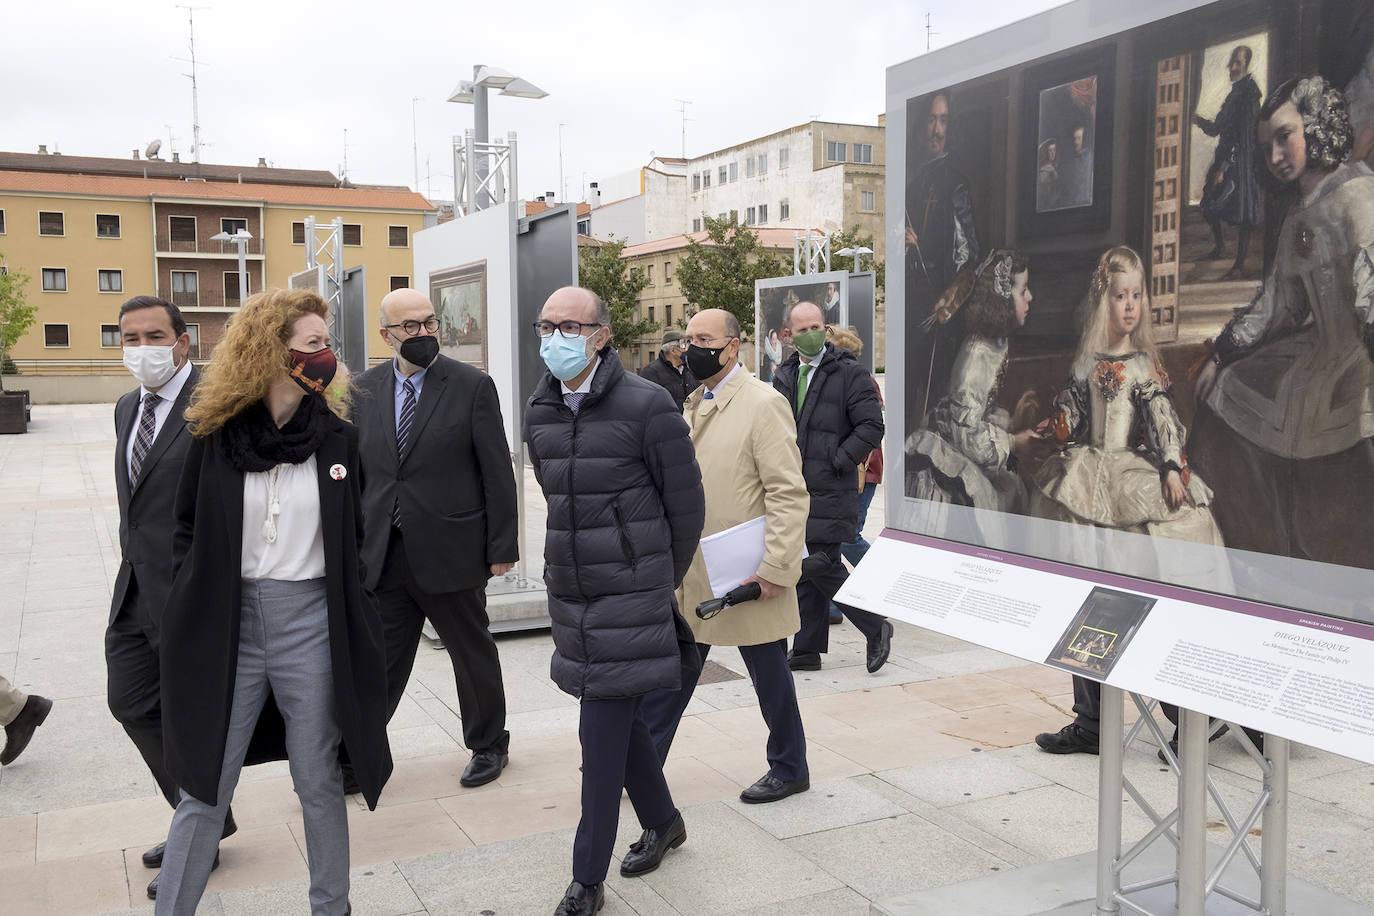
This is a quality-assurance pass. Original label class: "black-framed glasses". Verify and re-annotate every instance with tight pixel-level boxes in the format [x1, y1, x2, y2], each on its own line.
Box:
[533, 320, 602, 339]
[684, 334, 736, 348]
[385, 317, 439, 336]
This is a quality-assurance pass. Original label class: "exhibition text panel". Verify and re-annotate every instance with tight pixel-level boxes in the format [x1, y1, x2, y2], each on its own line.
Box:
[838, 530, 1374, 765]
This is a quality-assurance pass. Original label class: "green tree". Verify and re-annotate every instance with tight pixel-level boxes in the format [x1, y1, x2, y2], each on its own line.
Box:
[828, 225, 885, 305]
[578, 238, 654, 349]
[0, 255, 36, 390]
[676, 214, 789, 336]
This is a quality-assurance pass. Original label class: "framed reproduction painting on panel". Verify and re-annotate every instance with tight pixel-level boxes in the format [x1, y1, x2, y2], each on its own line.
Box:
[429, 260, 488, 371]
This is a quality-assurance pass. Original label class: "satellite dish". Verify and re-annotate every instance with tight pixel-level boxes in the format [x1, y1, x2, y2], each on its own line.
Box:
[145, 139, 163, 160]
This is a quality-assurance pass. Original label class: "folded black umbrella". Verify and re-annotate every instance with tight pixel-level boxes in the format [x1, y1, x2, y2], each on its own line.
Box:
[695, 552, 835, 619]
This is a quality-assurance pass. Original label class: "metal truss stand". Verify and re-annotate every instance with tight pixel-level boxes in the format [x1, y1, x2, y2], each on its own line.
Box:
[453, 130, 519, 216]
[794, 229, 831, 275]
[304, 216, 345, 349]
[1095, 686, 1290, 915]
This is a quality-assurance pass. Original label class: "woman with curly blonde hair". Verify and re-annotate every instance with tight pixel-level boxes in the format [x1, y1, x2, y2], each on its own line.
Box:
[157, 288, 391, 916]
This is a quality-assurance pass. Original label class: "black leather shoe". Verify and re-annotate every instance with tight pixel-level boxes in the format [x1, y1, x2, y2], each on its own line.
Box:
[866, 620, 894, 673]
[460, 749, 509, 787]
[143, 808, 236, 868]
[553, 880, 604, 915]
[1, 694, 52, 766]
[1035, 723, 1099, 755]
[786, 650, 821, 672]
[147, 852, 219, 899]
[739, 773, 810, 804]
[619, 811, 686, 876]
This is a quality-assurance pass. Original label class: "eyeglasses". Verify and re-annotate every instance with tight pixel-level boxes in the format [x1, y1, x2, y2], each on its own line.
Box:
[533, 320, 602, 338]
[684, 335, 736, 348]
[385, 317, 439, 336]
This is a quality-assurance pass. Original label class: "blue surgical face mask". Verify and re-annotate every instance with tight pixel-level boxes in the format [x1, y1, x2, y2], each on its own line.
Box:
[540, 331, 594, 382]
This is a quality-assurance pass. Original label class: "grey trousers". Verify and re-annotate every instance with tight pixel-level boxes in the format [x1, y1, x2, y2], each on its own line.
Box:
[156, 578, 349, 916]
[0, 674, 27, 725]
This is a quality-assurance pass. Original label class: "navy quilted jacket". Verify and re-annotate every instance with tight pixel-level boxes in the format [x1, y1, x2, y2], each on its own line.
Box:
[524, 348, 705, 699]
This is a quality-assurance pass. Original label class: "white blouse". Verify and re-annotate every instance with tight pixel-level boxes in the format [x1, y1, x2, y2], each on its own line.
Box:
[241, 456, 326, 580]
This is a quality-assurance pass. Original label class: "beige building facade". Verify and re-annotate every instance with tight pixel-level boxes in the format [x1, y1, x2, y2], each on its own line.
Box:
[0, 151, 434, 371]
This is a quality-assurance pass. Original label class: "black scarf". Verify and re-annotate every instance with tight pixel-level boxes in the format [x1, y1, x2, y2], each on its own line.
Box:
[220, 394, 331, 472]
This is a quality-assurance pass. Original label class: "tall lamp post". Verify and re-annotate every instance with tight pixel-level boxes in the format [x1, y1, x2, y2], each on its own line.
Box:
[210, 228, 253, 306]
[447, 65, 548, 211]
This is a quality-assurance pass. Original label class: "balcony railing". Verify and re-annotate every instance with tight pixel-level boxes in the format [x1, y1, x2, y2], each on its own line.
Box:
[161, 288, 240, 309]
[154, 235, 264, 256]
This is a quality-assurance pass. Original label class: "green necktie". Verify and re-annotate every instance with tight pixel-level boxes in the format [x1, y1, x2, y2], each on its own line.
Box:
[796, 363, 812, 416]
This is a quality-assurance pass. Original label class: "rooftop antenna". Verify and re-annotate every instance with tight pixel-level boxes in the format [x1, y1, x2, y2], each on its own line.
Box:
[558, 123, 567, 203]
[673, 99, 693, 158]
[925, 12, 938, 52]
[164, 124, 179, 159]
[411, 97, 422, 191]
[341, 128, 349, 184]
[176, 6, 208, 162]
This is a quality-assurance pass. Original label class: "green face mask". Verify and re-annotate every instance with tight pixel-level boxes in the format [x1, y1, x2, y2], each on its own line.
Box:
[793, 328, 826, 357]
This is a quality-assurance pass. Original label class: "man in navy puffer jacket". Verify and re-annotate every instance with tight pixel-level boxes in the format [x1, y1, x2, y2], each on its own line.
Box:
[525, 286, 705, 916]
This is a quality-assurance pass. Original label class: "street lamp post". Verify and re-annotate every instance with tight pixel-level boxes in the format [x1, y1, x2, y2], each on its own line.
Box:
[447, 65, 548, 211]
[210, 229, 252, 306]
[835, 245, 874, 272]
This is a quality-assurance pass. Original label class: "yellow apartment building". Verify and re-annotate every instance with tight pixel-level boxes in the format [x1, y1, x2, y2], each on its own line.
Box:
[619, 227, 795, 372]
[0, 151, 435, 374]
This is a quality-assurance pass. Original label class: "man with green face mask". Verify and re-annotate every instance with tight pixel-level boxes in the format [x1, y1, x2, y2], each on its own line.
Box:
[772, 300, 891, 673]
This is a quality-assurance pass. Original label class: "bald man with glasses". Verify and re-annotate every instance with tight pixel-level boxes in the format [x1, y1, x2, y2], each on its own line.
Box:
[353, 287, 519, 791]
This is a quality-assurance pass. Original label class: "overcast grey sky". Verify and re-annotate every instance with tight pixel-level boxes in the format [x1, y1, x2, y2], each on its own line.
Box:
[7, 0, 1065, 204]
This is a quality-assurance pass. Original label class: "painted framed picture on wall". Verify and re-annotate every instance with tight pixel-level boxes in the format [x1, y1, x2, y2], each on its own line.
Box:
[1019, 44, 1116, 238]
[429, 260, 488, 371]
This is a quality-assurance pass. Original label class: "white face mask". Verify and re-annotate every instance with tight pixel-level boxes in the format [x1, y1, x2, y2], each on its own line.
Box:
[122, 344, 179, 389]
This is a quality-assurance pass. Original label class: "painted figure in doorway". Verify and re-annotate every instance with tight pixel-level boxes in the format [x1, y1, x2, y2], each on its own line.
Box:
[1194, 45, 1263, 280]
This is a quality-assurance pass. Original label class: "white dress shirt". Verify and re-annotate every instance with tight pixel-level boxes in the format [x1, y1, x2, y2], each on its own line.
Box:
[124, 358, 193, 473]
[241, 456, 326, 581]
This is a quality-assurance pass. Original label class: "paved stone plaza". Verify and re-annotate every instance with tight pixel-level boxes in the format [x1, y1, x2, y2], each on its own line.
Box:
[1, 404, 1371, 915]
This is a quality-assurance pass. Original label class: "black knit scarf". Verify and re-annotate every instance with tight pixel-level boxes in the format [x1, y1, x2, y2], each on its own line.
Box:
[220, 394, 330, 472]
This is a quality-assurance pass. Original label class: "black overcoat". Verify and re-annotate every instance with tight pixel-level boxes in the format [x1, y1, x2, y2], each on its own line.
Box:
[638, 353, 698, 412]
[772, 343, 885, 545]
[159, 410, 393, 809]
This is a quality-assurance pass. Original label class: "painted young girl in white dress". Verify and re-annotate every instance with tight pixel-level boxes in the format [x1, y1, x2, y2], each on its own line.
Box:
[1031, 246, 1228, 563]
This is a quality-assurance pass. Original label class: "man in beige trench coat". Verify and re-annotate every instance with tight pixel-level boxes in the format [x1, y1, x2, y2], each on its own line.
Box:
[639, 308, 813, 805]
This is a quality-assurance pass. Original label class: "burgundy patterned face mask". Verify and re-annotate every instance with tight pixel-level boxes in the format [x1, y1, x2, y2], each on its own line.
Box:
[288, 346, 338, 395]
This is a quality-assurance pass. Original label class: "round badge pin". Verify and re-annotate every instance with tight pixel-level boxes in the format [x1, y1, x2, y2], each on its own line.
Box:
[329, 463, 347, 480]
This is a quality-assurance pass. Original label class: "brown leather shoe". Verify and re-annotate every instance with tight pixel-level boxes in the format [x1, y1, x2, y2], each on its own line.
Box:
[1, 695, 52, 766]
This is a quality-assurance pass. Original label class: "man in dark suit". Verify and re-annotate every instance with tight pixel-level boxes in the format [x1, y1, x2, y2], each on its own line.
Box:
[772, 301, 891, 674]
[108, 295, 235, 900]
[354, 287, 519, 789]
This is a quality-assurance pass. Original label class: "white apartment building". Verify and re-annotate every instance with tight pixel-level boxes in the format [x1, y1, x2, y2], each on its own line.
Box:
[586, 121, 886, 261]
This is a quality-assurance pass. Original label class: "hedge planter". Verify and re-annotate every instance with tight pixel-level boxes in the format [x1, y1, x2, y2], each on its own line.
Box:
[0, 391, 26, 434]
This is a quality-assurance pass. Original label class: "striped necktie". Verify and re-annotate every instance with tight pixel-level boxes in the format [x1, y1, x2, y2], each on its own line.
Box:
[393, 379, 416, 526]
[129, 392, 161, 485]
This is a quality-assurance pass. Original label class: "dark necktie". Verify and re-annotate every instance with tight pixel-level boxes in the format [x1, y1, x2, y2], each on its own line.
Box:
[564, 392, 586, 413]
[129, 392, 161, 485]
[393, 379, 416, 526]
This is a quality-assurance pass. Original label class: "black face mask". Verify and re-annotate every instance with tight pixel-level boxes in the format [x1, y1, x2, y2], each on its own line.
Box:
[398, 334, 439, 368]
[685, 343, 727, 380]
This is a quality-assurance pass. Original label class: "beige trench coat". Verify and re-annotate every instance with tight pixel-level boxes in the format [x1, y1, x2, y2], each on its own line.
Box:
[680, 368, 810, 646]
